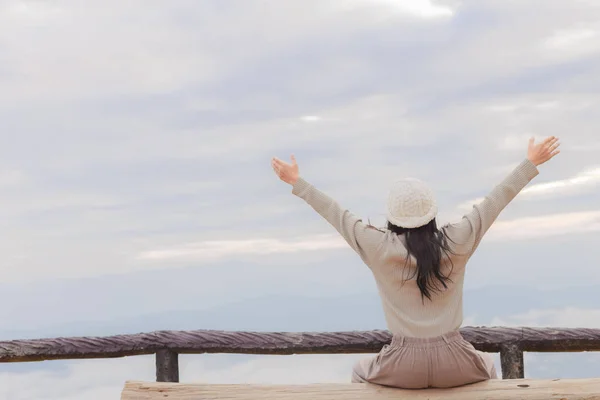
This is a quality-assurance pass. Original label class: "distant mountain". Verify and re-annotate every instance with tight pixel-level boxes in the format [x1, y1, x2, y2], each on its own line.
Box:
[0, 284, 598, 379]
[1, 284, 597, 340]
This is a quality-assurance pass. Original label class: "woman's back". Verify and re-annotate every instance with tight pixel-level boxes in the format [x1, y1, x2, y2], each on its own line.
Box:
[371, 229, 467, 337]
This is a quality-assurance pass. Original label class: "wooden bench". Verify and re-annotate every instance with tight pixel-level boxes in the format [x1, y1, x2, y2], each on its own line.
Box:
[121, 378, 600, 399]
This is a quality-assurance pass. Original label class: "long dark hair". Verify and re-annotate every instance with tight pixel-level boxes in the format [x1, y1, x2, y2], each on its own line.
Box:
[388, 218, 454, 302]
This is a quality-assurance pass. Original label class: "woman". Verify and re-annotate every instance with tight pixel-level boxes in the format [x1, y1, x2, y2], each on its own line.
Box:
[271, 136, 560, 389]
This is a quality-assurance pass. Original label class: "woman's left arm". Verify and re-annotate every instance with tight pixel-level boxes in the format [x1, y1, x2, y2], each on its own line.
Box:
[271, 155, 384, 265]
[291, 177, 384, 264]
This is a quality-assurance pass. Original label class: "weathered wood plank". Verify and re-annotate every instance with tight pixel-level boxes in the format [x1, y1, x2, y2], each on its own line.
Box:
[121, 379, 600, 400]
[1, 327, 600, 363]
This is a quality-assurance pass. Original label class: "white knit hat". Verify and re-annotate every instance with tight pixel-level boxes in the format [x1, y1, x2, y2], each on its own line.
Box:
[386, 178, 437, 228]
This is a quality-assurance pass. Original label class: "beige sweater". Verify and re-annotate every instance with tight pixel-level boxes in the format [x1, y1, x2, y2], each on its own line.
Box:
[292, 158, 539, 338]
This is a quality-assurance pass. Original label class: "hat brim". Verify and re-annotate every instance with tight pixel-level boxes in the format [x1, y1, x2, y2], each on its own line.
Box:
[387, 205, 438, 229]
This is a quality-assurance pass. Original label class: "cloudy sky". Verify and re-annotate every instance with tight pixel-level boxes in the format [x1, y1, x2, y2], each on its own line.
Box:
[0, 0, 599, 398]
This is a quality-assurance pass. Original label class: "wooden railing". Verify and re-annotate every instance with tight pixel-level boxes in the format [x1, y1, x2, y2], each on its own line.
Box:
[1, 327, 599, 382]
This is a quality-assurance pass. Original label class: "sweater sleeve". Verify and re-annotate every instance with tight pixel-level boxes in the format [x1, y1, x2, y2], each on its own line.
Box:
[444, 158, 539, 256]
[291, 178, 384, 266]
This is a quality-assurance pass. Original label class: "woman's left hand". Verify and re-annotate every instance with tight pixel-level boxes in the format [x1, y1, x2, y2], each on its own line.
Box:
[271, 155, 299, 185]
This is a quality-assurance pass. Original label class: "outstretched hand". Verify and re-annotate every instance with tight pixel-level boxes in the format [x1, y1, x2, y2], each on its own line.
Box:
[271, 155, 299, 185]
[527, 136, 560, 166]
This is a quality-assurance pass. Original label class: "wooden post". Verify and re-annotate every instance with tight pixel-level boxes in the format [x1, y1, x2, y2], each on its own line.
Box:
[500, 343, 524, 379]
[156, 349, 179, 382]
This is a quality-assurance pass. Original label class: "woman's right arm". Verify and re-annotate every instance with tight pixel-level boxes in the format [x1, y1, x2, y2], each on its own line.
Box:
[444, 136, 560, 256]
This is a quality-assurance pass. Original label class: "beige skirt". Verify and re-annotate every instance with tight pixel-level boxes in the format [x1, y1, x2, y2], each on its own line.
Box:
[352, 330, 498, 389]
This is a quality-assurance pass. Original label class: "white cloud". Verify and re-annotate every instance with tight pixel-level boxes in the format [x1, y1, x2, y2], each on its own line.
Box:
[570, 142, 600, 152]
[0, 192, 124, 217]
[0, 0, 458, 106]
[137, 207, 600, 264]
[486, 100, 562, 114]
[0, 2, 221, 104]
[300, 116, 323, 122]
[336, 0, 455, 18]
[3, 1, 66, 22]
[521, 166, 600, 197]
[458, 165, 600, 211]
[486, 210, 600, 241]
[543, 27, 600, 51]
[0, 170, 26, 187]
[537, 22, 600, 64]
[489, 308, 600, 328]
[137, 234, 346, 262]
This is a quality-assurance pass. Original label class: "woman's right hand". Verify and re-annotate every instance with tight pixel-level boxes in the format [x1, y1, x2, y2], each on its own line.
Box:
[527, 136, 561, 166]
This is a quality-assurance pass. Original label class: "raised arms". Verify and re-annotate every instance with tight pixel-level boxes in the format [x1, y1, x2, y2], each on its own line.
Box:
[444, 136, 561, 256]
[270, 136, 560, 263]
